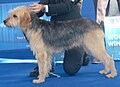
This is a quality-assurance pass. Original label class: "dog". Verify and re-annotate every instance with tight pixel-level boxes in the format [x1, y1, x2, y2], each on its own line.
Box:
[4, 6, 117, 83]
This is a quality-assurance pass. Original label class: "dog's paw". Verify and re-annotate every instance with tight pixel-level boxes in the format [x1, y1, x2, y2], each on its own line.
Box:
[99, 70, 108, 74]
[33, 79, 45, 84]
[106, 73, 117, 78]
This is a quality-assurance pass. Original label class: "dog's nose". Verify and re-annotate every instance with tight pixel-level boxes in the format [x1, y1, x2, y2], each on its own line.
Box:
[3, 20, 7, 24]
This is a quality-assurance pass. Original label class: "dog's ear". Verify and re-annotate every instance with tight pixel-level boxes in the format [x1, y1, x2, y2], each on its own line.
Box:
[20, 12, 31, 29]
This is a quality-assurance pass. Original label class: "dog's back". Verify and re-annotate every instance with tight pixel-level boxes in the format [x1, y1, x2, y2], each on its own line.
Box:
[28, 13, 103, 51]
[39, 17, 102, 50]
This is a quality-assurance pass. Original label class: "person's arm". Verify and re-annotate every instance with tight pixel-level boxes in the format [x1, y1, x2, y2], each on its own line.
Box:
[30, 0, 75, 16]
[36, 0, 49, 17]
[47, 1, 74, 16]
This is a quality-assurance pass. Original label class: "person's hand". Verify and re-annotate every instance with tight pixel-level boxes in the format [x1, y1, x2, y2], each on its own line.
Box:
[29, 3, 43, 13]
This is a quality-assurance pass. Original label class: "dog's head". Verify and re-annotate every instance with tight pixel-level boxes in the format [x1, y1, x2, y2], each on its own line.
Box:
[4, 6, 31, 29]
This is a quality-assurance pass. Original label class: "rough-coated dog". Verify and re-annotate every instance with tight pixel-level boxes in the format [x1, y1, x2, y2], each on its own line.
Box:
[4, 6, 117, 83]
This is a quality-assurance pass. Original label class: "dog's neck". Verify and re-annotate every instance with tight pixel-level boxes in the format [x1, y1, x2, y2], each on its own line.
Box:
[22, 12, 40, 33]
[29, 12, 49, 30]
[30, 12, 40, 26]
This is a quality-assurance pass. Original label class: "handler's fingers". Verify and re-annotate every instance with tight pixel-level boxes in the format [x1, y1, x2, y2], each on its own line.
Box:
[30, 9, 40, 13]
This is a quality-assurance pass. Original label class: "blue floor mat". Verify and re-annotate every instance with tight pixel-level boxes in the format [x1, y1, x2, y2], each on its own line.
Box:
[0, 61, 120, 87]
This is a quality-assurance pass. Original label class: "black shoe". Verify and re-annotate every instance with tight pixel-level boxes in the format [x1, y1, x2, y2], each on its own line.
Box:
[29, 66, 54, 77]
[29, 66, 39, 77]
[82, 53, 90, 66]
[63, 47, 84, 75]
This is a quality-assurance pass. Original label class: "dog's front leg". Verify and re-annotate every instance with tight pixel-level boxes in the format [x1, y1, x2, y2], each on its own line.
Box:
[33, 51, 48, 83]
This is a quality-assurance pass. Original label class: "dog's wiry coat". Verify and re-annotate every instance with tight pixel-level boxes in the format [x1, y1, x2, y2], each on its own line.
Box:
[30, 13, 101, 51]
[4, 6, 117, 83]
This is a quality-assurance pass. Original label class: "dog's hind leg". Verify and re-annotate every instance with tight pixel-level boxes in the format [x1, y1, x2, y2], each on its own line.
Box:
[83, 29, 117, 78]
[105, 55, 117, 78]
[98, 53, 117, 78]
[97, 53, 117, 78]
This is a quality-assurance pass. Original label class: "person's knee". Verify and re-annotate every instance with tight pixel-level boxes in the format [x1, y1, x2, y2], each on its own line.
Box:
[63, 64, 82, 75]
[63, 47, 84, 75]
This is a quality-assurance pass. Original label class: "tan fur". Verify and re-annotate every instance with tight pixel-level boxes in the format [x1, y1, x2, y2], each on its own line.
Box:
[83, 29, 117, 78]
[4, 6, 117, 84]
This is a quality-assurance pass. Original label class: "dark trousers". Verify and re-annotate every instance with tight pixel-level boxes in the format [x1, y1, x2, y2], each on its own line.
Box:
[63, 47, 84, 75]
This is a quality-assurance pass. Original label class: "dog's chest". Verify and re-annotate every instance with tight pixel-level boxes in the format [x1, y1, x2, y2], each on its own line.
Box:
[25, 30, 44, 50]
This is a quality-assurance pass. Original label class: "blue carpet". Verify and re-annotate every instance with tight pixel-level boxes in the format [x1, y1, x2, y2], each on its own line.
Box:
[0, 61, 120, 87]
[0, 49, 34, 59]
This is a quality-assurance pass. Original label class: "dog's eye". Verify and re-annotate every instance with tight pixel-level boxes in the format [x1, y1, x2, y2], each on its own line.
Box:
[13, 14, 17, 18]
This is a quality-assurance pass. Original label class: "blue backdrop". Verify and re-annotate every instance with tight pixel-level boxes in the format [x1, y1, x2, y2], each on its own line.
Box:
[0, 0, 51, 50]
[104, 16, 120, 60]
